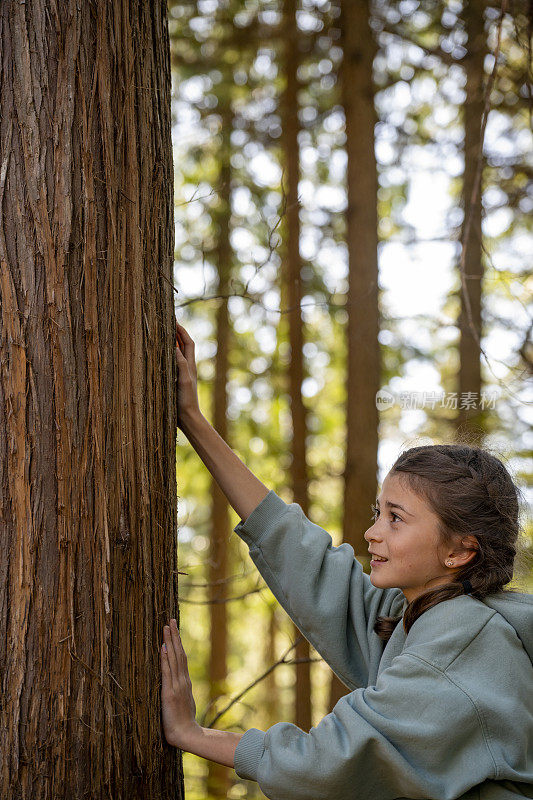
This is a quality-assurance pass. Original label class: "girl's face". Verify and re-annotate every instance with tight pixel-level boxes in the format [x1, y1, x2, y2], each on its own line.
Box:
[364, 471, 457, 603]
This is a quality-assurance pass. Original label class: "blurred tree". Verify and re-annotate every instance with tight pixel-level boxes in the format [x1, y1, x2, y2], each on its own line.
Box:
[0, 1, 179, 797]
[279, 0, 313, 734]
[455, 0, 490, 435]
[263, 603, 281, 728]
[328, 0, 382, 713]
[206, 89, 234, 800]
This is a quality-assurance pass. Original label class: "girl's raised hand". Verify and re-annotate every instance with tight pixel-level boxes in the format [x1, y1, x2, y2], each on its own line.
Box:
[175, 320, 201, 428]
[160, 619, 201, 749]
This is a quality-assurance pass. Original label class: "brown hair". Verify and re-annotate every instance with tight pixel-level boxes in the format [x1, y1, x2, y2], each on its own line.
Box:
[374, 442, 529, 641]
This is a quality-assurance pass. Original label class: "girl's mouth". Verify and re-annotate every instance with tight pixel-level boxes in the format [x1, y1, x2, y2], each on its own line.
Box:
[370, 558, 388, 566]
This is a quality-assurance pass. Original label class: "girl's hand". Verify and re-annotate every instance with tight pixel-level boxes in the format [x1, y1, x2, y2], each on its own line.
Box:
[160, 618, 201, 749]
[175, 321, 201, 428]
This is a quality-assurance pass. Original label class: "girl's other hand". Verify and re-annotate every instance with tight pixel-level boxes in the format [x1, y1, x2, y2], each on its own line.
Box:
[175, 320, 201, 428]
[160, 619, 201, 749]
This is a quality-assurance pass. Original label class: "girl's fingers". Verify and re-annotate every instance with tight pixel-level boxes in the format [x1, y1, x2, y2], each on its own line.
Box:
[163, 626, 180, 679]
[176, 328, 186, 353]
[176, 321, 193, 343]
[175, 344, 187, 362]
[161, 643, 171, 678]
[175, 333, 190, 367]
[175, 322, 195, 359]
[170, 619, 188, 672]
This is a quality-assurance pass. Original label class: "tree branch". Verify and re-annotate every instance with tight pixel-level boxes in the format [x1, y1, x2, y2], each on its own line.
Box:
[201, 636, 323, 728]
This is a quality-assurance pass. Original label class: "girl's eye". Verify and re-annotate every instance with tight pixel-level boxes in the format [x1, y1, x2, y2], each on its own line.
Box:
[370, 504, 401, 524]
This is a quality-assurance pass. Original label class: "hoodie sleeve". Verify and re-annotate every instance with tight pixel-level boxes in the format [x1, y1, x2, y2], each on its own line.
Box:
[233, 490, 404, 690]
[233, 652, 495, 800]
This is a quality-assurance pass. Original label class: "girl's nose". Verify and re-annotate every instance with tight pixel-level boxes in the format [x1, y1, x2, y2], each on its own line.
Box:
[364, 523, 382, 542]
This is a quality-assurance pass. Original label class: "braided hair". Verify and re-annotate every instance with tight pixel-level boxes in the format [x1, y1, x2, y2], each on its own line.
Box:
[374, 443, 526, 641]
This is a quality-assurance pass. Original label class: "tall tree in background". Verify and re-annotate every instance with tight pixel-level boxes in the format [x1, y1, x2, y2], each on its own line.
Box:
[329, 0, 381, 710]
[0, 2, 180, 797]
[207, 91, 233, 800]
[456, 0, 489, 436]
[340, 0, 381, 559]
[280, 0, 313, 734]
[263, 602, 281, 728]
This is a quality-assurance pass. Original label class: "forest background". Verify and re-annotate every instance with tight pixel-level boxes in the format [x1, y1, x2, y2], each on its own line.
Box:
[168, 1, 532, 798]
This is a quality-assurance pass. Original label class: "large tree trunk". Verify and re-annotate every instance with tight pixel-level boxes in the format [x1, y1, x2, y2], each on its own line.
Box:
[280, 0, 313, 734]
[207, 115, 232, 800]
[329, 0, 380, 711]
[0, 2, 181, 797]
[456, 0, 487, 437]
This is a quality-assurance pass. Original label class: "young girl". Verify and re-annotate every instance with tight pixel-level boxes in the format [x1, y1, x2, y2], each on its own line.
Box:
[161, 321, 533, 800]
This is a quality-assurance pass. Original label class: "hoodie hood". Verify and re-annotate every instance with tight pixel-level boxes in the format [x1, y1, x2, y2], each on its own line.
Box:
[482, 589, 533, 666]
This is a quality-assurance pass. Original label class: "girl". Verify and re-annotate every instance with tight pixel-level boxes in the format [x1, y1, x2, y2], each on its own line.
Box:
[161, 321, 533, 800]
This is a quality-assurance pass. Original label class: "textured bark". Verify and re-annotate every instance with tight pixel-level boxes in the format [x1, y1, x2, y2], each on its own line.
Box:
[280, 0, 312, 734]
[456, 0, 488, 437]
[207, 116, 232, 800]
[0, 2, 181, 797]
[329, 0, 380, 712]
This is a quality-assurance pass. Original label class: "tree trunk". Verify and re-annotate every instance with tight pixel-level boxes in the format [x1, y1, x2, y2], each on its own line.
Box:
[280, 0, 313, 734]
[329, 0, 380, 711]
[456, 0, 487, 438]
[207, 115, 232, 800]
[0, 2, 181, 797]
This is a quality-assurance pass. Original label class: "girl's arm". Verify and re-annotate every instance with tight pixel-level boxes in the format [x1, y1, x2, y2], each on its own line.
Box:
[175, 321, 269, 522]
[183, 726, 244, 769]
[180, 409, 269, 524]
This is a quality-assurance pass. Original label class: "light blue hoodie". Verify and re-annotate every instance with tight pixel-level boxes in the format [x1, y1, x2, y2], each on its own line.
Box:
[232, 489, 533, 800]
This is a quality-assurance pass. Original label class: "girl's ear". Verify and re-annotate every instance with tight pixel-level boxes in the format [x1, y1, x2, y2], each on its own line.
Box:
[451, 536, 480, 566]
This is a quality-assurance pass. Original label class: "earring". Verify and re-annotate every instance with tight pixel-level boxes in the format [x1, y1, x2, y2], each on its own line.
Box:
[446, 560, 454, 567]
